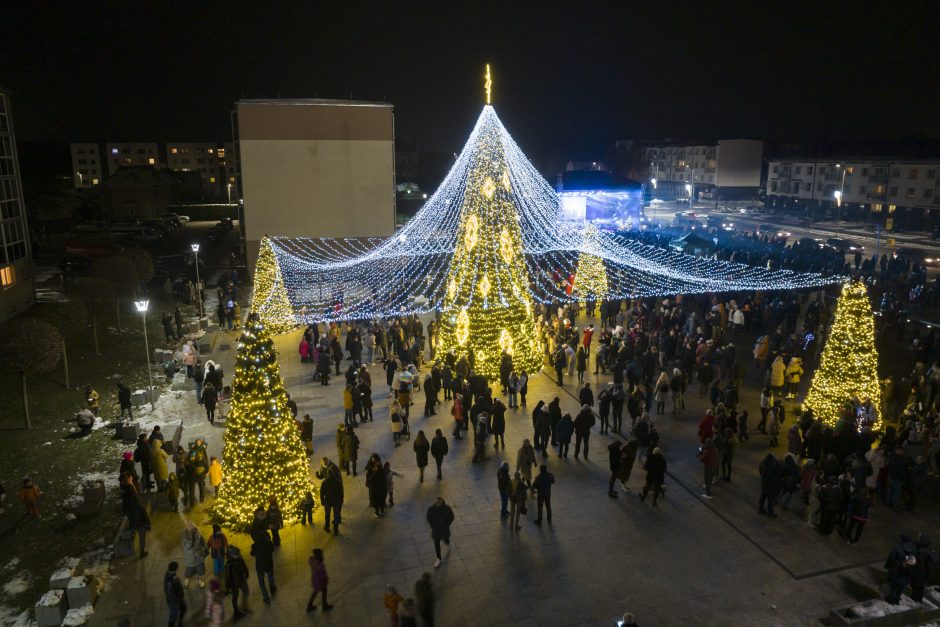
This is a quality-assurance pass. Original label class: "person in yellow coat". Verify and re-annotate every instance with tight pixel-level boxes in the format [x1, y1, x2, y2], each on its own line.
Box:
[784, 357, 804, 399]
[769, 356, 786, 398]
[208, 457, 223, 497]
[85, 386, 100, 416]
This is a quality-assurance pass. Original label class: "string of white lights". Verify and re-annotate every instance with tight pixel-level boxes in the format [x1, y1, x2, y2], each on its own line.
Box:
[266, 106, 839, 323]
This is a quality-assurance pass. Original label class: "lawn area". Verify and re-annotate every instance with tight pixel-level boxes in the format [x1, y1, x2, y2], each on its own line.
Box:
[0, 293, 198, 619]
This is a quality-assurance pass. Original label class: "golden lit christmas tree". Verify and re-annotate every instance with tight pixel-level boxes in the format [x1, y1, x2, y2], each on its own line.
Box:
[251, 236, 296, 335]
[434, 87, 541, 378]
[214, 313, 313, 528]
[803, 281, 881, 430]
[573, 223, 609, 304]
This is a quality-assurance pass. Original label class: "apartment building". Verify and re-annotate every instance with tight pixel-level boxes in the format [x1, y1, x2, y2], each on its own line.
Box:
[640, 139, 763, 201]
[70, 141, 236, 199]
[765, 158, 940, 229]
[0, 89, 35, 322]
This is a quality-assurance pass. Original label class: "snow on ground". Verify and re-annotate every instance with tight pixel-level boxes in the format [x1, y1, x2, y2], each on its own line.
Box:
[62, 605, 94, 626]
[2, 571, 33, 598]
[132, 389, 189, 434]
[0, 607, 33, 627]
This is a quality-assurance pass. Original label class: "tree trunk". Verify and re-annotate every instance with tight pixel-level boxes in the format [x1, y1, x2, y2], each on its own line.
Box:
[92, 311, 100, 355]
[115, 300, 123, 331]
[21, 372, 31, 429]
[62, 338, 70, 389]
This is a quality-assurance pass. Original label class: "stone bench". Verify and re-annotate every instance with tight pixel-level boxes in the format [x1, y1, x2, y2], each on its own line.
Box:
[829, 595, 939, 627]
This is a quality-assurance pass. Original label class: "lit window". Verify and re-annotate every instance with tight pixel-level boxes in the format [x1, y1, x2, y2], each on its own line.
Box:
[92, 178, 99, 185]
[208, 149, 214, 154]
[0, 265, 14, 288]
[218, 149, 225, 157]
[111, 148, 118, 155]
[148, 157, 155, 165]
[171, 147, 178, 154]
[209, 177, 216, 183]
[229, 176, 235, 183]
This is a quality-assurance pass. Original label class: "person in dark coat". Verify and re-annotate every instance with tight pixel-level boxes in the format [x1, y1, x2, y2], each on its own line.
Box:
[320, 466, 344, 535]
[910, 533, 939, 602]
[547, 398, 562, 446]
[366, 457, 388, 517]
[499, 351, 513, 393]
[317, 349, 332, 385]
[758, 453, 782, 517]
[431, 429, 448, 479]
[534, 410, 552, 458]
[426, 497, 455, 568]
[340, 426, 360, 477]
[640, 447, 667, 506]
[126, 499, 151, 558]
[250, 531, 276, 604]
[117, 381, 133, 419]
[531, 464, 555, 524]
[578, 382, 594, 408]
[490, 398, 506, 450]
[223, 546, 250, 619]
[573, 405, 595, 460]
[817, 476, 843, 535]
[413, 430, 431, 482]
[597, 384, 612, 434]
[134, 435, 154, 492]
[202, 382, 218, 424]
[607, 441, 623, 498]
[555, 413, 574, 458]
[884, 533, 919, 604]
[164, 561, 186, 626]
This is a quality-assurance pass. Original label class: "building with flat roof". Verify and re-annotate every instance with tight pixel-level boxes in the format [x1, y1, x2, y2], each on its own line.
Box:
[637, 139, 764, 202]
[765, 158, 940, 230]
[0, 88, 35, 322]
[235, 98, 397, 267]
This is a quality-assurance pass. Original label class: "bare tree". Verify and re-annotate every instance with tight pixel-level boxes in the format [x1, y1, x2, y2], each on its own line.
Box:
[0, 318, 63, 429]
[67, 276, 113, 355]
[35, 301, 89, 388]
[92, 255, 137, 331]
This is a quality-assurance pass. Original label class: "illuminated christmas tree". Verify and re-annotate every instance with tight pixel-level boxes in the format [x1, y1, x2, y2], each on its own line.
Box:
[803, 281, 881, 430]
[214, 313, 313, 528]
[572, 223, 609, 304]
[435, 105, 542, 379]
[251, 236, 296, 334]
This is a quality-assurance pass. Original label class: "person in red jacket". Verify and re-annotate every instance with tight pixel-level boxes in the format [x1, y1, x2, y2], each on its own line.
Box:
[698, 409, 716, 443]
[698, 438, 718, 500]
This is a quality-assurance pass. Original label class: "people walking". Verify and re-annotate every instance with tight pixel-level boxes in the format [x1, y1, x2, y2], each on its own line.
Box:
[305, 548, 333, 612]
[640, 448, 667, 507]
[431, 429, 448, 480]
[758, 454, 782, 517]
[222, 546, 249, 620]
[516, 440, 537, 488]
[320, 465, 343, 535]
[250, 530, 276, 604]
[164, 561, 186, 627]
[426, 497, 455, 568]
[573, 405, 595, 460]
[509, 470, 528, 530]
[414, 430, 430, 483]
[698, 438, 718, 499]
[414, 573, 435, 627]
[497, 461, 511, 518]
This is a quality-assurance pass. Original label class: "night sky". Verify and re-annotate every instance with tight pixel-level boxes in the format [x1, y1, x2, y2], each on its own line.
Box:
[2, 2, 939, 156]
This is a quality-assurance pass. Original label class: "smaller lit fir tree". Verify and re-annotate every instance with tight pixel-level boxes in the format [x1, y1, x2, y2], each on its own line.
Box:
[572, 223, 609, 304]
[803, 281, 882, 430]
[250, 236, 296, 335]
[214, 313, 313, 529]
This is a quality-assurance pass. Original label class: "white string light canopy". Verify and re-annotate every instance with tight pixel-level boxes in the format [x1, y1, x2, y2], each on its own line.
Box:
[262, 72, 838, 325]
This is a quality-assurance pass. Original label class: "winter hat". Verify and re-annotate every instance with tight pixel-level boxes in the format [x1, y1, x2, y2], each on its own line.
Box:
[123, 451, 133, 461]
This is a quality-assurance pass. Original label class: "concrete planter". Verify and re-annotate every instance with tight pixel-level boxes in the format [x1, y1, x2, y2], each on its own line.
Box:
[66, 576, 98, 608]
[35, 589, 67, 627]
[829, 596, 938, 626]
[119, 422, 139, 444]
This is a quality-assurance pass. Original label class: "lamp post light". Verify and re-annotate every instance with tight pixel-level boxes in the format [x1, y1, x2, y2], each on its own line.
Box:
[835, 164, 848, 237]
[75, 171, 83, 187]
[191, 243, 203, 318]
[227, 183, 232, 204]
[135, 300, 156, 410]
[650, 178, 658, 226]
[685, 183, 693, 212]
[686, 164, 694, 211]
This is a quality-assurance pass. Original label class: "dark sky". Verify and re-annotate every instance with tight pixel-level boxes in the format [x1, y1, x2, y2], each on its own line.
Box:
[2, 1, 939, 156]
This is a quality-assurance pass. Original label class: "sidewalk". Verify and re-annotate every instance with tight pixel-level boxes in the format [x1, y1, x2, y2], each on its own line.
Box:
[91, 317, 937, 626]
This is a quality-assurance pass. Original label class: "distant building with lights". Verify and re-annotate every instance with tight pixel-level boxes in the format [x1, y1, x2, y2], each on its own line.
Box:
[234, 98, 396, 267]
[765, 157, 940, 231]
[0, 88, 35, 322]
[631, 139, 764, 202]
[70, 141, 236, 200]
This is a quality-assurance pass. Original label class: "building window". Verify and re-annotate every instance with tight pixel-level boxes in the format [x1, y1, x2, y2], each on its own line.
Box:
[111, 148, 118, 155]
[891, 168, 900, 177]
[804, 183, 810, 191]
[218, 149, 225, 157]
[926, 169, 936, 179]
[889, 187, 898, 196]
[806, 166, 814, 175]
[136, 148, 145, 154]
[770, 182, 778, 192]
[92, 178, 99, 185]
[148, 157, 155, 165]
[794, 166, 801, 174]
[76, 148, 85, 154]
[229, 176, 235, 183]
[209, 176, 216, 183]
[908, 169, 918, 179]
[924, 189, 933, 199]
[0, 265, 14, 288]
[77, 159, 87, 165]
[861, 168, 869, 176]
[170, 147, 178, 154]
[858, 185, 867, 194]
[906, 188, 916, 198]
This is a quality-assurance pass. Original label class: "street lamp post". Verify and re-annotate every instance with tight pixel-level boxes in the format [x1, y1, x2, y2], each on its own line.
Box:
[650, 177, 658, 226]
[227, 183, 232, 205]
[75, 171, 83, 187]
[834, 164, 848, 237]
[135, 300, 156, 411]
[191, 243, 203, 319]
[686, 165, 694, 211]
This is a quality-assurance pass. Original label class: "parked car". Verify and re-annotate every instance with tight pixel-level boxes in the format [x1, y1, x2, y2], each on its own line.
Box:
[826, 238, 864, 253]
[165, 213, 190, 224]
[797, 237, 825, 249]
[673, 212, 705, 230]
[756, 223, 792, 238]
[706, 215, 734, 231]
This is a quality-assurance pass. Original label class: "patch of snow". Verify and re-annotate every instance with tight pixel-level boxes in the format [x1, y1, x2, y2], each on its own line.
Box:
[76, 473, 119, 491]
[62, 605, 93, 626]
[62, 495, 84, 509]
[0, 558, 19, 574]
[132, 389, 189, 434]
[847, 595, 920, 618]
[37, 589, 64, 607]
[0, 607, 32, 627]
[41, 441, 51, 446]
[2, 571, 33, 598]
